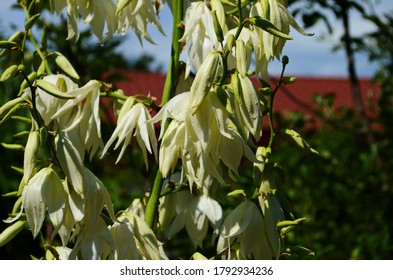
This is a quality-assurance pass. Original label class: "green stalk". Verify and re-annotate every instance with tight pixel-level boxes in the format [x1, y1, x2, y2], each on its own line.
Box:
[267, 57, 288, 148]
[145, 0, 184, 229]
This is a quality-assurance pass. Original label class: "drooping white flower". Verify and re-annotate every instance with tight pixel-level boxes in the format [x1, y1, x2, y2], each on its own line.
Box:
[22, 167, 67, 238]
[246, 0, 311, 79]
[51, 79, 104, 159]
[116, 0, 164, 44]
[29, 74, 103, 159]
[32, 74, 78, 126]
[217, 200, 274, 259]
[69, 167, 116, 259]
[179, 1, 226, 77]
[101, 98, 157, 167]
[54, 0, 118, 42]
[162, 190, 222, 247]
[152, 88, 257, 189]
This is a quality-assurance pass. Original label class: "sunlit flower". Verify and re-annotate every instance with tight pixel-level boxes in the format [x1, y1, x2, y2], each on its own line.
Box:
[51, 79, 103, 159]
[116, 0, 164, 44]
[152, 88, 257, 189]
[179, 1, 227, 77]
[101, 98, 157, 167]
[54, 0, 118, 42]
[31, 74, 78, 126]
[248, 0, 311, 79]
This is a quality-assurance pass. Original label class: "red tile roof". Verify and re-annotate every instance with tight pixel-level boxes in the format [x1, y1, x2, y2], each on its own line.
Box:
[102, 70, 381, 130]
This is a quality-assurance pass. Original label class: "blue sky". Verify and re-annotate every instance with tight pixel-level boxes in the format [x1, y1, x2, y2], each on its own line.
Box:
[1, 0, 392, 77]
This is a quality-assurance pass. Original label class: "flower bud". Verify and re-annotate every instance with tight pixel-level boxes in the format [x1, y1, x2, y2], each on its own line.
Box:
[236, 39, 247, 77]
[0, 220, 26, 247]
[51, 52, 80, 80]
[212, 10, 224, 43]
[18, 129, 40, 195]
[0, 64, 18, 82]
[35, 79, 76, 100]
[189, 52, 221, 114]
[0, 39, 18, 49]
[24, 13, 40, 30]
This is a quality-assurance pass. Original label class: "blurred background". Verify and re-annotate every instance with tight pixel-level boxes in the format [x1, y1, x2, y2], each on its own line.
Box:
[1, 0, 393, 259]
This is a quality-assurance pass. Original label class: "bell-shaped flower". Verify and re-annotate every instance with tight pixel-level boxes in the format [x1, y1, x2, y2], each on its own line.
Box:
[22, 167, 67, 238]
[101, 99, 157, 167]
[258, 193, 284, 258]
[231, 73, 263, 140]
[217, 200, 274, 259]
[180, 1, 226, 77]
[162, 190, 222, 247]
[55, 130, 85, 196]
[54, 0, 118, 42]
[152, 87, 258, 189]
[116, 0, 164, 44]
[227, 0, 310, 80]
[70, 217, 114, 260]
[51, 79, 103, 160]
[106, 210, 168, 260]
[24, 74, 77, 127]
[68, 167, 116, 259]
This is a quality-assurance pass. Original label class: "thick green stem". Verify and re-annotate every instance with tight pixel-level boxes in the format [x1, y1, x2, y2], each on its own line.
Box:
[145, 0, 184, 229]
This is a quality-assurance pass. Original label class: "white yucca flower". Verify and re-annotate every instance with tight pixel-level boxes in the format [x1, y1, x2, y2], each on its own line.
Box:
[116, 0, 164, 44]
[29, 74, 103, 160]
[152, 89, 257, 188]
[22, 167, 67, 238]
[101, 98, 157, 167]
[179, 1, 226, 77]
[51, 79, 103, 159]
[217, 200, 276, 259]
[30, 74, 78, 126]
[161, 190, 222, 247]
[246, 0, 311, 79]
[105, 211, 168, 260]
[69, 168, 116, 259]
[53, 0, 118, 42]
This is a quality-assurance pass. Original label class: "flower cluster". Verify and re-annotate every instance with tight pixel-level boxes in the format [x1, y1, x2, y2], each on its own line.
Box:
[0, 0, 312, 260]
[53, 0, 164, 42]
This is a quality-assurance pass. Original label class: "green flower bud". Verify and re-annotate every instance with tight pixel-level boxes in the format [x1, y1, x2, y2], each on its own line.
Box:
[236, 39, 247, 77]
[51, 52, 80, 80]
[212, 10, 224, 43]
[24, 13, 40, 30]
[0, 220, 26, 247]
[35, 79, 75, 99]
[0, 64, 18, 82]
[189, 52, 221, 114]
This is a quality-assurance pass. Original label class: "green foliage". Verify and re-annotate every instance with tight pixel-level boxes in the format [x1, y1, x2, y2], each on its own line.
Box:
[272, 92, 393, 259]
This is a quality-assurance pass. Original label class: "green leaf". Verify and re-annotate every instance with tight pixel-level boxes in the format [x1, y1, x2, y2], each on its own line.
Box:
[277, 217, 306, 228]
[227, 189, 247, 197]
[283, 129, 319, 155]
[248, 16, 293, 40]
